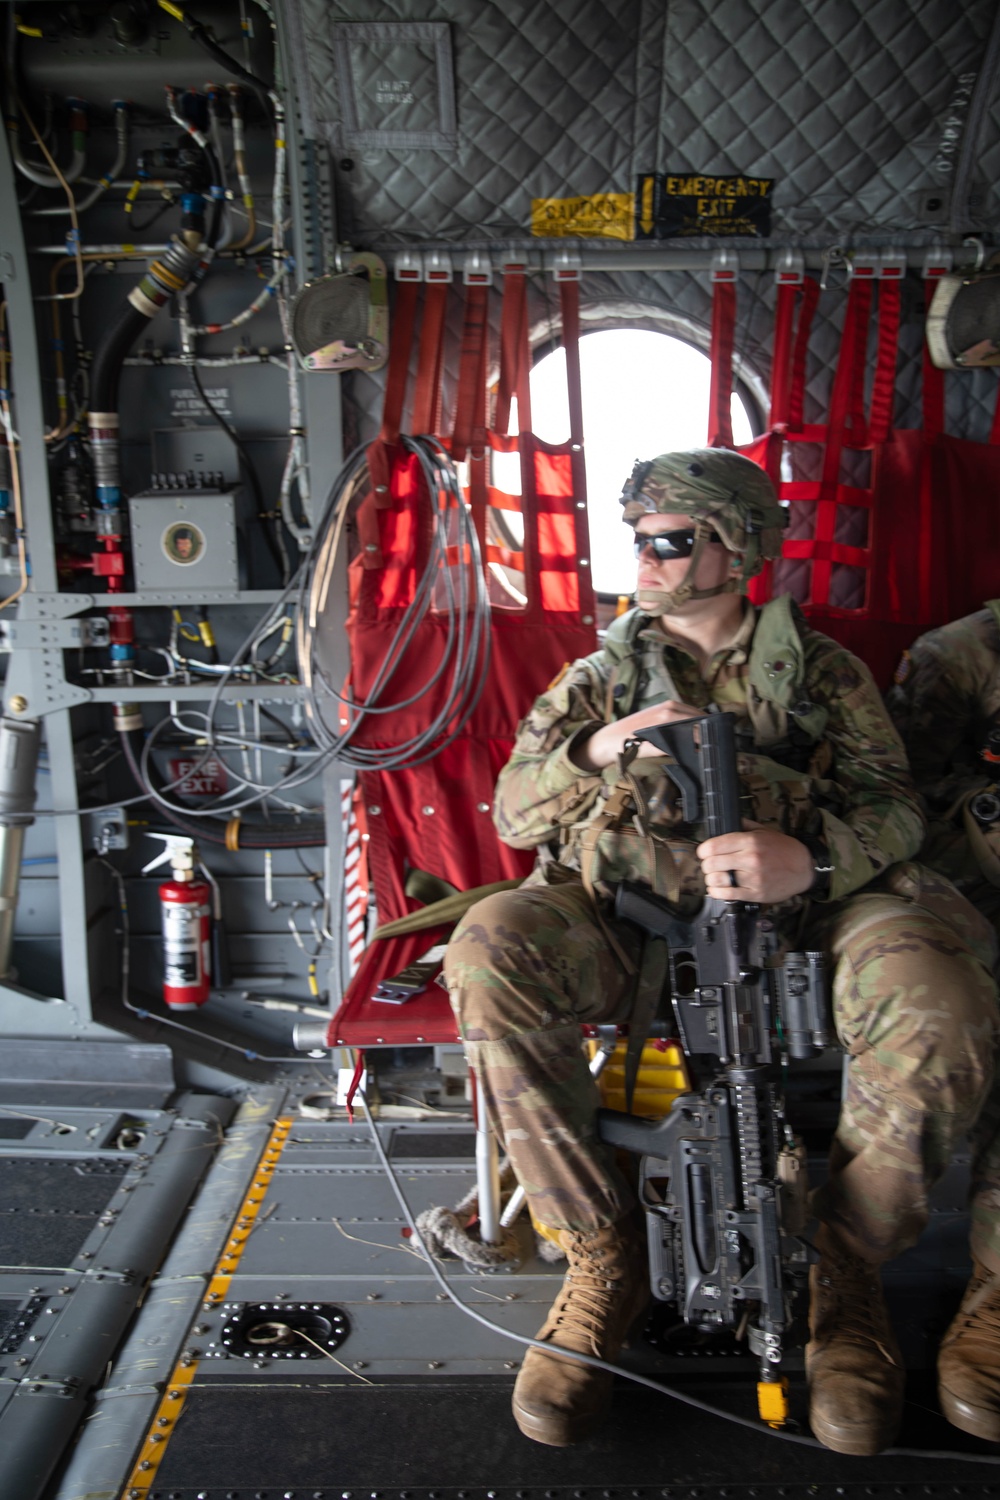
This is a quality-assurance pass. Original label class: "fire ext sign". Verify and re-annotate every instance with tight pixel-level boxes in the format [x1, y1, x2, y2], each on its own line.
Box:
[169, 757, 228, 798]
[635, 173, 775, 238]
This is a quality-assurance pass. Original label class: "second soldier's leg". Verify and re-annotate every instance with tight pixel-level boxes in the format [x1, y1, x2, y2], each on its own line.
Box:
[807, 888, 999, 1455]
[937, 1027, 1000, 1439]
[444, 879, 648, 1446]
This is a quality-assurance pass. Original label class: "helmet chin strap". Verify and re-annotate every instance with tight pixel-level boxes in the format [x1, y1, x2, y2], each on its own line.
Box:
[633, 522, 743, 617]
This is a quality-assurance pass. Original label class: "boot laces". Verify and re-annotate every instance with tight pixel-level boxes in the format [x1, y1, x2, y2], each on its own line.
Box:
[820, 1252, 898, 1367]
[547, 1234, 630, 1356]
[954, 1271, 1000, 1339]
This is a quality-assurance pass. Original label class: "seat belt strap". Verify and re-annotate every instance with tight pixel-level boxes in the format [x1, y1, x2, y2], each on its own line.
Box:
[362, 277, 421, 566]
[708, 276, 736, 447]
[787, 277, 820, 433]
[869, 278, 901, 445]
[411, 280, 448, 436]
[769, 279, 798, 429]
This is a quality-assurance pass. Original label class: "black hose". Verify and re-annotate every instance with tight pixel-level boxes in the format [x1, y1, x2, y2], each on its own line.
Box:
[90, 301, 149, 413]
[181, 11, 273, 116]
[119, 730, 326, 848]
[190, 363, 287, 580]
[199, 137, 224, 251]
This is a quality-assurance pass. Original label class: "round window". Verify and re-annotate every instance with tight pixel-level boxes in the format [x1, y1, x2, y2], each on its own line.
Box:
[493, 328, 759, 596]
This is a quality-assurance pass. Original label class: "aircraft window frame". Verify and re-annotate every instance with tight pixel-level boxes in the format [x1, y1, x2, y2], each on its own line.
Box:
[486, 303, 767, 603]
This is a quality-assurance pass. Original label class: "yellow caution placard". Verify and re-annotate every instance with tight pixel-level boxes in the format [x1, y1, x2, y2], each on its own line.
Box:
[531, 192, 635, 241]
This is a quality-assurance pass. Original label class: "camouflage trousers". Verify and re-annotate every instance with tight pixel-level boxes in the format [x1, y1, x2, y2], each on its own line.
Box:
[443, 865, 1000, 1270]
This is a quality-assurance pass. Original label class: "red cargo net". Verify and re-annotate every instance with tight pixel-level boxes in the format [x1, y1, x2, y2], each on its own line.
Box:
[712, 261, 1000, 688]
[329, 267, 597, 1047]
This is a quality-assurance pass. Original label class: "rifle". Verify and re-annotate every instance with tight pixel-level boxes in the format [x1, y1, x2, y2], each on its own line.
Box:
[596, 711, 831, 1423]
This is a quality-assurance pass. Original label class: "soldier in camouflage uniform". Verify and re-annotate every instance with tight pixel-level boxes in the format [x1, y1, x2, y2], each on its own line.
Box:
[887, 603, 1000, 931]
[443, 450, 1000, 1455]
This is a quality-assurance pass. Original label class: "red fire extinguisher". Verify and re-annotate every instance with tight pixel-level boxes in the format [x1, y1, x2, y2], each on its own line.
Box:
[142, 834, 211, 1009]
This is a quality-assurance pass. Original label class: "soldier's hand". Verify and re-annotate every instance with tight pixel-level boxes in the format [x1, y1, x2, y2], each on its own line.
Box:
[570, 700, 703, 773]
[696, 823, 815, 904]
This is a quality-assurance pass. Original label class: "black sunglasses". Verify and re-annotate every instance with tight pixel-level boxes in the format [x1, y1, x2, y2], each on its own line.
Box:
[633, 528, 721, 561]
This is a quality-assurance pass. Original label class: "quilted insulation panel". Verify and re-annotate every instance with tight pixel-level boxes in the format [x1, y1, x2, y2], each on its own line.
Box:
[288, 0, 1000, 244]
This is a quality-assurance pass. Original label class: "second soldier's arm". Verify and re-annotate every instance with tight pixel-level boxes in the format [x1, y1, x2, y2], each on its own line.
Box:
[886, 616, 999, 797]
[804, 636, 926, 901]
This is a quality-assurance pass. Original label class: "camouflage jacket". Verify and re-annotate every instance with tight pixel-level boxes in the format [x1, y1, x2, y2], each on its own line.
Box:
[886, 603, 1000, 902]
[494, 602, 925, 914]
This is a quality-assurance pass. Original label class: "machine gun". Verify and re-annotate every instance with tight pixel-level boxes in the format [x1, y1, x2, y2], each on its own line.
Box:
[596, 711, 831, 1422]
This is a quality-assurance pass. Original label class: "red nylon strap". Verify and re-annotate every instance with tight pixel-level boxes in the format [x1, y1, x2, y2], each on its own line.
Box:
[560, 277, 595, 621]
[379, 280, 419, 447]
[868, 279, 901, 445]
[810, 279, 873, 606]
[843, 278, 873, 448]
[919, 343, 946, 618]
[411, 281, 448, 437]
[768, 281, 798, 428]
[496, 270, 529, 436]
[787, 277, 820, 433]
[465, 288, 491, 554]
[991, 382, 1000, 446]
[922, 342, 945, 440]
[345, 1049, 366, 1124]
[708, 279, 736, 447]
[451, 284, 489, 463]
[366, 278, 420, 508]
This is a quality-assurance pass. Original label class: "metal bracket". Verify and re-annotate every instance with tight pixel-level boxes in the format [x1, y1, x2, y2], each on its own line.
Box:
[0, 617, 109, 651]
[711, 247, 739, 282]
[0, 251, 15, 282]
[550, 248, 582, 282]
[774, 249, 804, 286]
[462, 250, 492, 286]
[423, 249, 453, 283]
[394, 249, 422, 282]
[12, 592, 94, 620]
[82, 807, 129, 854]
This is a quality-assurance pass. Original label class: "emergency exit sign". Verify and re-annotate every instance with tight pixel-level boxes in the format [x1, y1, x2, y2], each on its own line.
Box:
[635, 173, 774, 238]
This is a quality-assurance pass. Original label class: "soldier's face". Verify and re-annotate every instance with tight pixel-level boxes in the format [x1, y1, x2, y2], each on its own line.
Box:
[633, 511, 733, 608]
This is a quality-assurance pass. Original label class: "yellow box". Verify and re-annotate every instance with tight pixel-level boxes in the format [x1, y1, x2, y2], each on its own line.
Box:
[589, 1038, 690, 1116]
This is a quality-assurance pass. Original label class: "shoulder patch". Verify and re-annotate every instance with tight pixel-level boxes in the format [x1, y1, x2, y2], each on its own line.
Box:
[546, 662, 571, 691]
[893, 651, 912, 686]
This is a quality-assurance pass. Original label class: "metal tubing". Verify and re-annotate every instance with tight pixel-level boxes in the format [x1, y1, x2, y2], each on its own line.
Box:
[50, 1089, 284, 1500]
[473, 1068, 502, 1245]
[0, 1092, 234, 1500]
[0, 822, 27, 976]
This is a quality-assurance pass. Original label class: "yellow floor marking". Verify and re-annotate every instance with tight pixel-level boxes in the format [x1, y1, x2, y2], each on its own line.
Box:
[120, 1115, 294, 1497]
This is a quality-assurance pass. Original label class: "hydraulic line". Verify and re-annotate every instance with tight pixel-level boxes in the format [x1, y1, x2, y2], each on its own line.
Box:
[227, 85, 257, 250]
[30, 102, 128, 216]
[156, 0, 275, 115]
[119, 729, 325, 848]
[298, 437, 492, 771]
[8, 97, 88, 188]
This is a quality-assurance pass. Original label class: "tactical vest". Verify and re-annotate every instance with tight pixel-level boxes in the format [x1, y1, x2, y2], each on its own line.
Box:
[598, 595, 829, 764]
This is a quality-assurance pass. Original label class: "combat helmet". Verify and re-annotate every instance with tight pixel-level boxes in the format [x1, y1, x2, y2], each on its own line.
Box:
[619, 448, 786, 614]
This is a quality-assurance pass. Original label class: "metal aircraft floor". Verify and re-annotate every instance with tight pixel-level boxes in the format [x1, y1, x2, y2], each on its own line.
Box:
[3, 1055, 999, 1500]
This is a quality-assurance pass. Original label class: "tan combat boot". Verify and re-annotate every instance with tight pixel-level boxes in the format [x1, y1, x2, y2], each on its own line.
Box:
[511, 1214, 649, 1446]
[938, 1258, 1000, 1441]
[806, 1224, 905, 1455]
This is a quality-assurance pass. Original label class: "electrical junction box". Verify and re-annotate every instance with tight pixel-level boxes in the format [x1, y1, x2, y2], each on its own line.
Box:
[128, 487, 240, 591]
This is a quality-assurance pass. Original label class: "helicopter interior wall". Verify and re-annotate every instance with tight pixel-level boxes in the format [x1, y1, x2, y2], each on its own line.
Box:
[5, 0, 1000, 1494]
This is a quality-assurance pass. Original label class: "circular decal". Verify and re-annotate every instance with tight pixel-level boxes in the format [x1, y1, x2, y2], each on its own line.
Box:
[162, 521, 206, 566]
